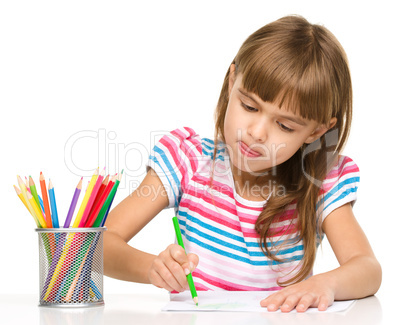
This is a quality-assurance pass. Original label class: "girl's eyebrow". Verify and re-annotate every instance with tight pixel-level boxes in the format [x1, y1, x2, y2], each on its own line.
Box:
[238, 88, 259, 104]
[238, 88, 307, 126]
[277, 114, 308, 126]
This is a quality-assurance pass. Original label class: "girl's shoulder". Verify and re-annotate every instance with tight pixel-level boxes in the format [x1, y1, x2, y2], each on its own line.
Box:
[160, 126, 225, 161]
[322, 155, 360, 190]
[318, 155, 360, 221]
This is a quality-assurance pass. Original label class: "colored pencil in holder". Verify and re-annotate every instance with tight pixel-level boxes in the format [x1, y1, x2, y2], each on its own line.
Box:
[39, 172, 53, 228]
[63, 177, 83, 228]
[78, 168, 105, 227]
[88, 175, 109, 218]
[84, 175, 116, 227]
[92, 170, 123, 227]
[48, 179, 59, 228]
[27, 191, 47, 228]
[72, 168, 98, 228]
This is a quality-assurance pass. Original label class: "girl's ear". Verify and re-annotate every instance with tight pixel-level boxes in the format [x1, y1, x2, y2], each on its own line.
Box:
[228, 64, 236, 94]
[304, 117, 337, 144]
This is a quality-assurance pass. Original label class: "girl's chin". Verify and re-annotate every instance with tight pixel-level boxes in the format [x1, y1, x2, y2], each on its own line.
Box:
[230, 158, 272, 176]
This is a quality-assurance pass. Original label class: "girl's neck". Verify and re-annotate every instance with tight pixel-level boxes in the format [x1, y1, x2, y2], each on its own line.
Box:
[230, 163, 273, 202]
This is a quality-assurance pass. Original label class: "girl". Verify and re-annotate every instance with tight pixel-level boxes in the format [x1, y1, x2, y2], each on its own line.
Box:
[103, 15, 381, 312]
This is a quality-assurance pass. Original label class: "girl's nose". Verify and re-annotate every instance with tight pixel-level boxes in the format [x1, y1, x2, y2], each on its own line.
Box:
[247, 119, 267, 143]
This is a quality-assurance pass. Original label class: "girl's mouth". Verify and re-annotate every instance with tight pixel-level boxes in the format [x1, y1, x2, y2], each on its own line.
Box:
[239, 141, 262, 158]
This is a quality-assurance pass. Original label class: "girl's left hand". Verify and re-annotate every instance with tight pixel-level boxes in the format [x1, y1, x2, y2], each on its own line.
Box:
[260, 274, 335, 312]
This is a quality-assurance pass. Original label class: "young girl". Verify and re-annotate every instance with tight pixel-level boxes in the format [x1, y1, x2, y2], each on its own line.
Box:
[103, 15, 381, 312]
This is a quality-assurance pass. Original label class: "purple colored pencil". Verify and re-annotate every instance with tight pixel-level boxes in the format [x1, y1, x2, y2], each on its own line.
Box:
[63, 178, 83, 228]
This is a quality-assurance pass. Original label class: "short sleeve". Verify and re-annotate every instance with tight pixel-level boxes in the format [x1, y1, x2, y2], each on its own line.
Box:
[318, 156, 360, 222]
[146, 127, 203, 208]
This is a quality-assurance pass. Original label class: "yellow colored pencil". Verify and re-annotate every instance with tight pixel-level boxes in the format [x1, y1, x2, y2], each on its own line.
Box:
[28, 177, 47, 226]
[27, 191, 47, 228]
[17, 176, 40, 227]
[14, 185, 29, 210]
[14, 185, 39, 227]
[72, 168, 99, 228]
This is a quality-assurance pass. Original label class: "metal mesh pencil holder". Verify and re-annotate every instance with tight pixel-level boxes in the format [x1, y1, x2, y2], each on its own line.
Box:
[36, 227, 106, 307]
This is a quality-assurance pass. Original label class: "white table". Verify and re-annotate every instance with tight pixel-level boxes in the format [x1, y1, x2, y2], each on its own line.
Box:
[0, 293, 388, 324]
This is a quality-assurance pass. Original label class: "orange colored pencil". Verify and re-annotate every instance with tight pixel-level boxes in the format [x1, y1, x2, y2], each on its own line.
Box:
[40, 172, 53, 228]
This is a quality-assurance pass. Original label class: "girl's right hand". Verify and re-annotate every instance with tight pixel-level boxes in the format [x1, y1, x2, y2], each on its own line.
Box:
[148, 244, 199, 292]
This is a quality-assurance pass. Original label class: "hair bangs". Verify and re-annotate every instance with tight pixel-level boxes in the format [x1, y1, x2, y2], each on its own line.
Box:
[236, 29, 337, 126]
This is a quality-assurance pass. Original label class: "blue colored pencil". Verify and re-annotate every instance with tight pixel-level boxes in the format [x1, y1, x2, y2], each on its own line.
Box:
[90, 279, 102, 299]
[48, 179, 59, 228]
[38, 195, 45, 214]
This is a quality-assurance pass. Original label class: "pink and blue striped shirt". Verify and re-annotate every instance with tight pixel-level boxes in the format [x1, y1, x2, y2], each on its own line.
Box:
[147, 127, 360, 291]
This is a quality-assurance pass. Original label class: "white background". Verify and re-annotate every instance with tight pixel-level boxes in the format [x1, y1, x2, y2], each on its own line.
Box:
[1, 0, 400, 305]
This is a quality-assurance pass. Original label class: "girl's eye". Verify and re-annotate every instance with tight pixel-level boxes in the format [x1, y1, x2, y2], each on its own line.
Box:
[277, 122, 294, 133]
[241, 103, 258, 112]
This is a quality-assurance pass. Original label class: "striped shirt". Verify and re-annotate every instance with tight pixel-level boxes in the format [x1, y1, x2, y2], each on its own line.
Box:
[147, 127, 360, 291]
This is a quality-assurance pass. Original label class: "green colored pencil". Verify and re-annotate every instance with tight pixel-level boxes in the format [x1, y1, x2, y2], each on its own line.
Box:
[92, 170, 123, 227]
[29, 176, 41, 213]
[172, 216, 198, 305]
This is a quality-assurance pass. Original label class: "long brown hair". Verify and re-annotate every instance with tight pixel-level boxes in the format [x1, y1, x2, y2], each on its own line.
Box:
[213, 15, 352, 286]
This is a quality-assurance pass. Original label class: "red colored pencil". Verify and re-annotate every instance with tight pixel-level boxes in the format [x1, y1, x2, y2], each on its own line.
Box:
[88, 175, 109, 218]
[84, 175, 116, 227]
[78, 168, 105, 227]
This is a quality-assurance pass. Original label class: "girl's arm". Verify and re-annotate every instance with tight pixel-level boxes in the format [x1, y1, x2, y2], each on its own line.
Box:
[260, 203, 382, 312]
[103, 168, 198, 292]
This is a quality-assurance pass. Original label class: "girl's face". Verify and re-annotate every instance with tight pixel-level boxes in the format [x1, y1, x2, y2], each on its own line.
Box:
[224, 65, 335, 178]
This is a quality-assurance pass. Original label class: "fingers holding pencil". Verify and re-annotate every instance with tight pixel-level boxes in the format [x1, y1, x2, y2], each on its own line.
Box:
[148, 243, 199, 301]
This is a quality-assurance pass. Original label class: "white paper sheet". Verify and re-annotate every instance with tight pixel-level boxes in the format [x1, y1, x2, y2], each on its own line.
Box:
[162, 291, 355, 313]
